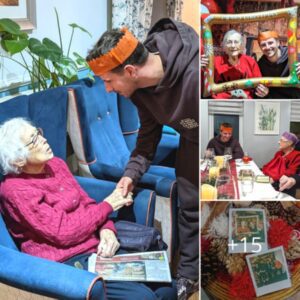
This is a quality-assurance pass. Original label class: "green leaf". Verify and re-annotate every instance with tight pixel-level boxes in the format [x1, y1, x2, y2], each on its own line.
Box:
[54, 56, 78, 79]
[73, 51, 89, 68]
[3, 39, 28, 54]
[0, 18, 22, 35]
[29, 38, 62, 62]
[69, 23, 92, 38]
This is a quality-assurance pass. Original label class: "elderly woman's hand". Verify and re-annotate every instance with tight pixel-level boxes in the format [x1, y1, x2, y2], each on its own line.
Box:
[98, 229, 120, 257]
[201, 54, 209, 69]
[104, 188, 133, 211]
[255, 84, 269, 98]
[279, 175, 296, 191]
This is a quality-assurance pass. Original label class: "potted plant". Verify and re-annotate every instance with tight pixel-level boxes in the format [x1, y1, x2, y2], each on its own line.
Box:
[0, 8, 93, 92]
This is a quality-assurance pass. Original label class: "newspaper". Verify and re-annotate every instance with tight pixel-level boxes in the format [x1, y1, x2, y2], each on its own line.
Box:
[88, 251, 172, 282]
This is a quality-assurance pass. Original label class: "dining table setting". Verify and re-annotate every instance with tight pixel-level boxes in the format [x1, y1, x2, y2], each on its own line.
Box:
[200, 151, 296, 201]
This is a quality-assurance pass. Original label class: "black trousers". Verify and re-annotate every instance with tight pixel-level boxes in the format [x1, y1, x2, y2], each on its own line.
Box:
[175, 137, 199, 281]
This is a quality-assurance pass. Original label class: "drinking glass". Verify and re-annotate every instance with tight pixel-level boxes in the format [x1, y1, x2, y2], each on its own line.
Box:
[215, 175, 237, 200]
[241, 173, 254, 197]
[224, 147, 232, 161]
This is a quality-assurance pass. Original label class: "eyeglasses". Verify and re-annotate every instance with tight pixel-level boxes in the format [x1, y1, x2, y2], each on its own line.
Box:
[24, 128, 43, 148]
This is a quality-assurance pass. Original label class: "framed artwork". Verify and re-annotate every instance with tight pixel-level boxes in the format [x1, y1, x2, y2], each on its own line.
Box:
[228, 208, 268, 254]
[254, 101, 280, 135]
[201, 6, 299, 97]
[0, 0, 36, 30]
[246, 246, 291, 297]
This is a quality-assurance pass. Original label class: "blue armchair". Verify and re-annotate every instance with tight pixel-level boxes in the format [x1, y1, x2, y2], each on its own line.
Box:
[0, 87, 156, 299]
[67, 77, 178, 260]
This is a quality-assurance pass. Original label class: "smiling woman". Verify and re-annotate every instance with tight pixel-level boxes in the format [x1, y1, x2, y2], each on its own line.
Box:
[201, 29, 266, 99]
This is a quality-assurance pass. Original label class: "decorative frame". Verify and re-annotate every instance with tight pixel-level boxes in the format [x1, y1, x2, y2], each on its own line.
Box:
[201, 7, 299, 97]
[254, 101, 280, 135]
[0, 0, 36, 31]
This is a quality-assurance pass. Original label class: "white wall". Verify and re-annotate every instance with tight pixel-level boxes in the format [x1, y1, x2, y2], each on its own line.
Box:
[243, 100, 291, 168]
[200, 100, 292, 168]
[200, 100, 209, 157]
[0, 0, 107, 89]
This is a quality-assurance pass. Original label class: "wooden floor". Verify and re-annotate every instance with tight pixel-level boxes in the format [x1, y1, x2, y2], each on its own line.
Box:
[189, 291, 199, 300]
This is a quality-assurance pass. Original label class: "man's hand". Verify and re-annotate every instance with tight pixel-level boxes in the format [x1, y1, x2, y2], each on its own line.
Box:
[97, 229, 120, 258]
[104, 188, 133, 211]
[201, 54, 209, 69]
[255, 84, 269, 98]
[279, 175, 296, 191]
[116, 176, 134, 197]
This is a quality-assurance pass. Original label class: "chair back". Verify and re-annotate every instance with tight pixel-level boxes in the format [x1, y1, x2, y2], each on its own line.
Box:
[117, 94, 140, 151]
[68, 78, 131, 169]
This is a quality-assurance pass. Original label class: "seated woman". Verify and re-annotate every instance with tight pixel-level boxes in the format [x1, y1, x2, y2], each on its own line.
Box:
[0, 118, 176, 300]
[201, 29, 269, 99]
[262, 132, 300, 197]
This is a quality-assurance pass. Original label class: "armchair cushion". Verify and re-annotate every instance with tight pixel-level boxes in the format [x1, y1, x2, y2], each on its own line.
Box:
[0, 246, 105, 300]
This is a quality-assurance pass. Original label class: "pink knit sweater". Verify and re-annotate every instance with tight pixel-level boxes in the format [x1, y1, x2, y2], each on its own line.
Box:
[0, 157, 116, 262]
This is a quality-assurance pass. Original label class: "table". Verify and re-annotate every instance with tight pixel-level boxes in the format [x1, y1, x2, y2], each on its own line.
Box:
[234, 159, 295, 200]
[200, 159, 296, 200]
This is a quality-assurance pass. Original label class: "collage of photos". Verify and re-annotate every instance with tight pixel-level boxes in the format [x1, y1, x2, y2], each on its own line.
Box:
[201, 0, 300, 299]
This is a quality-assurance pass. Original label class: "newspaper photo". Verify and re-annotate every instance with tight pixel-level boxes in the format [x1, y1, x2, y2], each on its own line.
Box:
[88, 251, 172, 282]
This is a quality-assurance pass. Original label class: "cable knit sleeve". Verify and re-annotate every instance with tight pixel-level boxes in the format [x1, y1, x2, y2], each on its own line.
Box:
[2, 187, 113, 247]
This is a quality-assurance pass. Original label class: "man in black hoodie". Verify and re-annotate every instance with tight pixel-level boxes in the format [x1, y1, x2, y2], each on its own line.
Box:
[257, 30, 300, 99]
[207, 122, 244, 159]
[86, 19, 199, 300]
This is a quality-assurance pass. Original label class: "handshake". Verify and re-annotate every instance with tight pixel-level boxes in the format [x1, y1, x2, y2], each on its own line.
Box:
[104, 188, 133, 211]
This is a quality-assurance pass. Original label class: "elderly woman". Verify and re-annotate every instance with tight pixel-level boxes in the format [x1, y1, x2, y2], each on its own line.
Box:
[201, 29, 269, 99]
[0, 118, 176, 300]
[262, 132, 300, 196]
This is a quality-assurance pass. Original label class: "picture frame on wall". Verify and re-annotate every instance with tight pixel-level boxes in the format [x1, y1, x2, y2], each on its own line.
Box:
[0, 0, 36, 31]
[254, 101, 280, 135]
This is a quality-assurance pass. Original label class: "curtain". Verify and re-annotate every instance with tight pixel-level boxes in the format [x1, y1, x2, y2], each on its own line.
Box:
[112, 0, 154, 41]
[166, 0, 183, 21]
[112, 0, 184, 41]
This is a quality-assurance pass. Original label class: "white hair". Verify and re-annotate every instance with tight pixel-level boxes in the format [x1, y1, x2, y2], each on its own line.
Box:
[0, 118, 31, 175]
[222, 29, 244, 50]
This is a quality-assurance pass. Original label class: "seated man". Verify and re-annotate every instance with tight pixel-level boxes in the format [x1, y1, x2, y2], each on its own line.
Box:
[206, 122, 244, 159]
[257, 30, 300, 99]
[0, 118, 176, 300]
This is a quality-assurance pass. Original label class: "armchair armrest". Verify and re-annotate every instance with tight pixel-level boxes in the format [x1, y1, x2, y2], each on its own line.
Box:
[0, 246, 105, 300]
[89, 163, 176, 198]
[75, 176, 156, 226]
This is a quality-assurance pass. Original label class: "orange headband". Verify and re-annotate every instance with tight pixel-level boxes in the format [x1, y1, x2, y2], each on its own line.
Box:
[257, 31, 279, 44]
[88, 27, 139, 76]
[220, 125, 233, 133]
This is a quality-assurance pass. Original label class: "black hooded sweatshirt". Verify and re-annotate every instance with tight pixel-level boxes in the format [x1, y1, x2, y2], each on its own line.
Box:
[258, 46, 300, 99]
[123, 18, 199, 184]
